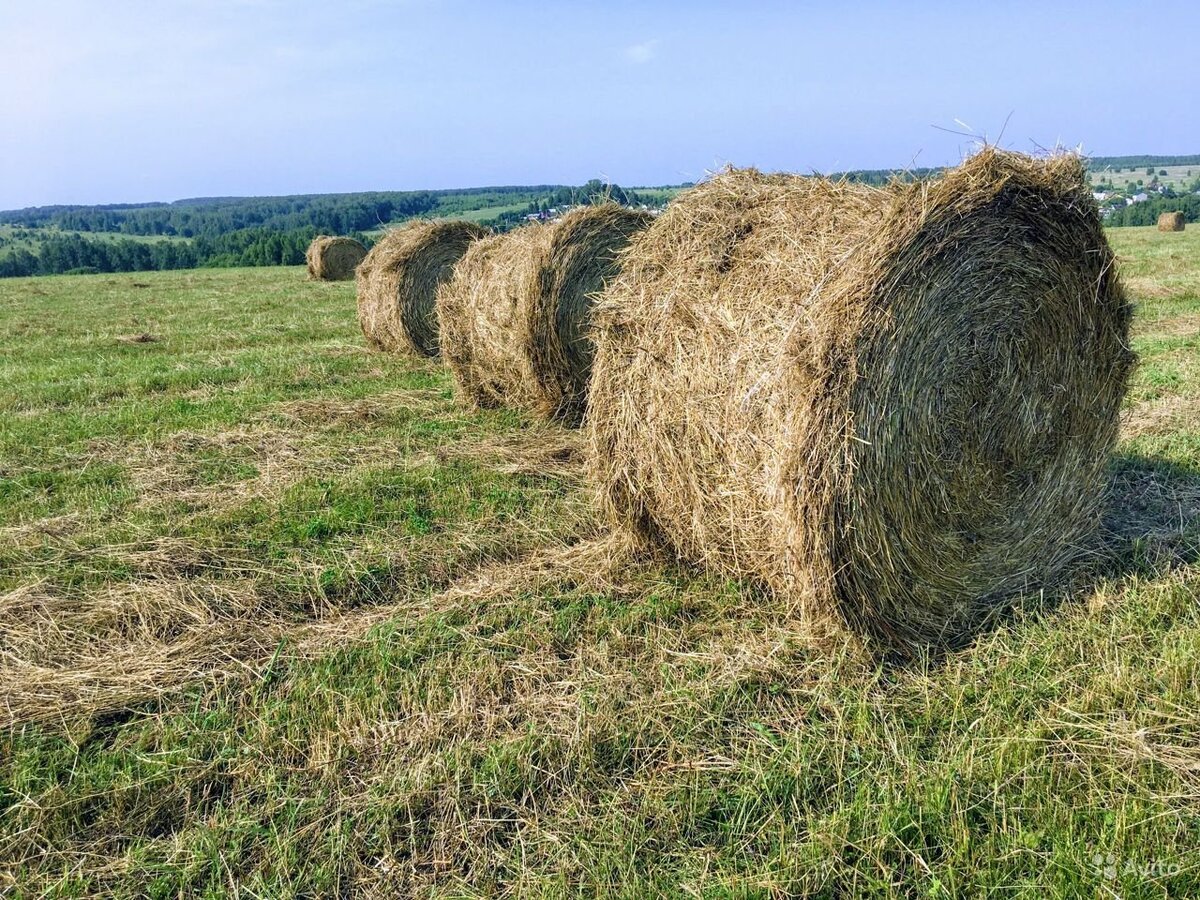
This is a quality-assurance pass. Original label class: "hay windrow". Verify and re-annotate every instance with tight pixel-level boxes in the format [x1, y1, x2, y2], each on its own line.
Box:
[1157, 211, 1186, 232]
[306, 235, 367, 281]
[437, 204, 651, 424]
[356, 221, 488, 355]
[587, 149, 1135, 654]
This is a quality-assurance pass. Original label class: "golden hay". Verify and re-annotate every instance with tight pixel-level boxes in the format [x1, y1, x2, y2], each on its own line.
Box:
[437, 204, 651, 424]
[356, 221, 488, 355]
[587, 149, 1135, 655]
[305, 235, 367, 281]
[1157, 211, 1186, 232]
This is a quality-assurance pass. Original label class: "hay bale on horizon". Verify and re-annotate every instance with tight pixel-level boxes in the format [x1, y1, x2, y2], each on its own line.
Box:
[1157, 211, 1185, 232]
[356, 221, 488, 355]
[306, 236, 366, 281]
[437, 204, 651, 424]
[587, 149, 1135, 654]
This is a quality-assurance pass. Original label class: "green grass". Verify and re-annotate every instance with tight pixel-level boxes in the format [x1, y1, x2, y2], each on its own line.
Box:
[1, 230, 1199, 897]
[0, 225, 187, 252]
[1089, 164, 1199, 190]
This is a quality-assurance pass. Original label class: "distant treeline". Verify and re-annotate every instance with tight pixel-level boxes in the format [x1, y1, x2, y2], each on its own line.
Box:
[0, 182, 667, 239]
[832, 166, 943, 185]
[1087, 154, 1200, 171]
[1, 192, 437, 237]
[3, 155, 1196, 277]
[0, 181, 678, 277]
[1106, 193, 1200, 227]
[0, 227, 374, 278]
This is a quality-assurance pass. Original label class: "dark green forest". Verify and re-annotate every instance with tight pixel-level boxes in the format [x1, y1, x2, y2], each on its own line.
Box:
[1086, 153, 1200, 170]
[0, 181, 673, 277]
[0, 228, 338, 279]
[1104, 192, 1200, 226]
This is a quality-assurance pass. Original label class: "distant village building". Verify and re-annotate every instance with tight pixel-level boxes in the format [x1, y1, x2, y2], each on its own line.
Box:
[1127, 193, 1149, 205]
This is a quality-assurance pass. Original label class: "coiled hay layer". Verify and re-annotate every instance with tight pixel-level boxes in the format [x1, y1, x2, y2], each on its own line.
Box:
[1158, 211, 1185, 232]
[306, 236, 367, 281]
[437, 204, 651, 424]
[356, 221, 488, 355]
[588, 149, 1135, 653]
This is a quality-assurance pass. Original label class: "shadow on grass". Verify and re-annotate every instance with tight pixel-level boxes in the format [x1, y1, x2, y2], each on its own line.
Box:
[909, 452, 1200, 664]
[1099, 452, 1200, 576]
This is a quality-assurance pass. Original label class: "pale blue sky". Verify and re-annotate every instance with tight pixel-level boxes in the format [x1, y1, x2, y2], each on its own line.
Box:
[2, 0, 1196, 209]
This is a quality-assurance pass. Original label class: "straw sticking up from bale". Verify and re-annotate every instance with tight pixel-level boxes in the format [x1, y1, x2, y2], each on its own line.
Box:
[356, 221, 488, 355]
[306, 236, 367, 281]
[1157, 211, 1186, 232]
[437, 204, 650, 424]
[587, 149, 1135, 654]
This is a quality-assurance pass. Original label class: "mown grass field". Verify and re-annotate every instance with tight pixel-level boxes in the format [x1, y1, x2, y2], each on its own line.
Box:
[0, 226, 1198, 897]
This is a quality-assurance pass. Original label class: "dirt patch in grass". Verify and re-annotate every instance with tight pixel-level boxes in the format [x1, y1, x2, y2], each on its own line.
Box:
[1122, 394, 1200, 440]
[1124, 275, 1184, 303]
[0, 512, 87, 544]
[1103, 462, 1200, 564]
[1137, 312, 1200, 339]
[415, 428, 584, 480]
[268, 388, 452, 427]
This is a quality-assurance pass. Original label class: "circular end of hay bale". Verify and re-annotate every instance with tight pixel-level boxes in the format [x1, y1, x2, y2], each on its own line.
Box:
[438, 204, 650, 425]
[356, 221, 489, 355]
[588, 151, 1134, 654]
[832, 159, 1133, 648]
[306, 236, 367, 281]
[1157, 211, 1185, 232]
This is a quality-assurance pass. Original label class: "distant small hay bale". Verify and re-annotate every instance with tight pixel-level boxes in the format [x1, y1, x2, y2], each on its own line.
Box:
[437, 204, 651, 424]
[587, 149, 1135, 655]
[356, 221, 488, 356]
[305, 236, 367, 281]
[1157, 211, 1185, 232]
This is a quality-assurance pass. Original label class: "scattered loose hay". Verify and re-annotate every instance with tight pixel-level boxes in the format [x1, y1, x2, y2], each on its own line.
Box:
[0, 530, 623, 730]
[1157, 211, 1186, 232]
[588, 149, 1136, 654]
[356, 221, 488, 355]
[437, 204, 651, 424]
[306, 235, 367, 281]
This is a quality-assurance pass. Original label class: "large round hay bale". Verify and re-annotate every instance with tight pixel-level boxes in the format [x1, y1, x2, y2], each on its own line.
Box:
[437, 204, 651, 424]
[588, 149, 1135, 654]
[1157, 211, 1185, 232]
[356, 221, 488, 355]
[306, 235, 367, 281]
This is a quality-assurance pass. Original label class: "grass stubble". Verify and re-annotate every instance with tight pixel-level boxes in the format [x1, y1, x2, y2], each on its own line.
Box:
[0, 225, 1197, 896]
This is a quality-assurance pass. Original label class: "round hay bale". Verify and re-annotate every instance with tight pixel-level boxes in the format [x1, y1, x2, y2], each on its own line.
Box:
[1157, 211, 1185, 232]
[437, 204, 651, 424]
[356, 221, 488, 355]
[588, 149, 1135, 654]
[306, 235, 367, 281]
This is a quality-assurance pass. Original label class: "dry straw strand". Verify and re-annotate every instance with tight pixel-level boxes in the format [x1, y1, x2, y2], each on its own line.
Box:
[437, 204, 651, 424]
[1157, 211, 1185, 232]
[356, 221, 488, 355]
[306, 235, 367, 281]
[587, 148, 1135, 655]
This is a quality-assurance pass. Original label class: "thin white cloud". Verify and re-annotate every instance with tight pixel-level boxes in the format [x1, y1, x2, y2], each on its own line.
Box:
[624, 39, 659, 64]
